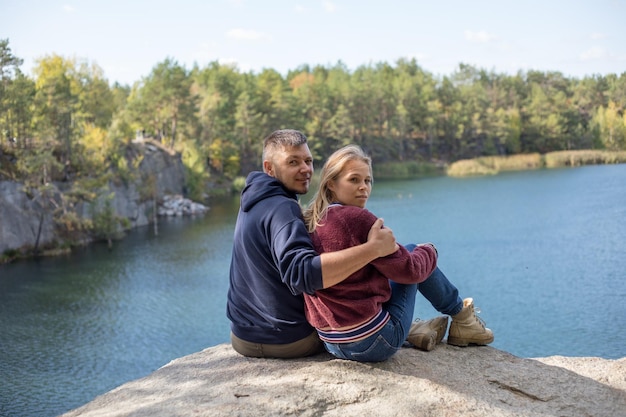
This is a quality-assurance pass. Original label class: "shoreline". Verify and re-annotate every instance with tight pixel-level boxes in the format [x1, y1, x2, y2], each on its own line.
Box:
[373, 149, 626, 180]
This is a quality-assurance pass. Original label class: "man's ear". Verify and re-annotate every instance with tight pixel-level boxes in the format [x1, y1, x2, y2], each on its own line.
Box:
[263, 160, 273, 176]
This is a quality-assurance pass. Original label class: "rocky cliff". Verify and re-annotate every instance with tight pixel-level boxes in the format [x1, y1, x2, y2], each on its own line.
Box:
[0, 139, 204, 255]
[61, 343, 625, 417]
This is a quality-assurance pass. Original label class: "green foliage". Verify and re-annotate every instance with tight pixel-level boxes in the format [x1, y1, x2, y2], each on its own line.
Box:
[206, 138, 240, 179]
[1, 248, 20, 263]
[54, 177, 114, 243]
[113, 155, 132, 183]
[126, 58, 197, 149]
[592, 101, 626, 150]
[1, 38, 625, 206]
[374, 160, 442, 180]
[89, 193, 125, 241]
[68, 175, 111, 202]
[111, 151, 142, 186]
[1, 39, 34, 145]
[232, 176, 247, 193]
[54, 210, 91, 241]
[15, 146, 64, 186]
[181, 140, 209, 201]
[137, 172, 157, 202]
[75, 124, 109, 173]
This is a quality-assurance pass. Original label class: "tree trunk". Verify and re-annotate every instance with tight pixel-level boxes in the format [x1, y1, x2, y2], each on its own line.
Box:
[33, 211, 44, 255]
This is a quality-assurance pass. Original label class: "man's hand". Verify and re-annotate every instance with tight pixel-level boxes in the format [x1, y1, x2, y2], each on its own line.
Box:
[320, 217, 399, 288]
[367, 218, 398, 258]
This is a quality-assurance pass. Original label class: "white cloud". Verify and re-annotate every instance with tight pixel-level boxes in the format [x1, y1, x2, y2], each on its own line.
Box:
[580, 46, 607, 61]
[226, 28, 271, 41]
[322, 1, 336, 12]
[464, 30, 496, 43]
[63, 4, 75, 12]
[590, 32, 607, 40]
[295, 4, 308, 13]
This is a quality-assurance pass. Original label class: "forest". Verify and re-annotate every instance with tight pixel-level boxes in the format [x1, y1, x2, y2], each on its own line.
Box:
[1, 37, 626, 202]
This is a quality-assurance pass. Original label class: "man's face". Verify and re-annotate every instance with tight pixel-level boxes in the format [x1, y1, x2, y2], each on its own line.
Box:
[264, 144, 314, 194]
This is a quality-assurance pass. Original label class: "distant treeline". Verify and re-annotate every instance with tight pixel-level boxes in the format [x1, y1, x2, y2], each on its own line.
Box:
[1, 38, 625, 198]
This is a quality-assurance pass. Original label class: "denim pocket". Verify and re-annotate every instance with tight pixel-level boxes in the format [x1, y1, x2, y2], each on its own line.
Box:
[349, 334, 398, 362]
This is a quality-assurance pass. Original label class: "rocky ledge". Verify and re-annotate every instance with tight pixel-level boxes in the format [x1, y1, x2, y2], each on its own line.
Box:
[157, 194, 209, 217]
[61, 343, 625, 417]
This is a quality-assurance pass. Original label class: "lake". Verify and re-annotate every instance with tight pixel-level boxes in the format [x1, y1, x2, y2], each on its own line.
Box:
[1, 163, 625, 417]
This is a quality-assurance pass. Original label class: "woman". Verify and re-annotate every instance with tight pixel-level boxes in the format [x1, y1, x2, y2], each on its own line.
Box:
[302, 145, 493, 362]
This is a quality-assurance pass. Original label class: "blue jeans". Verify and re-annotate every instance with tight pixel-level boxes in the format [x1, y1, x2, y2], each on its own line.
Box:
[323, 244, 463, 362]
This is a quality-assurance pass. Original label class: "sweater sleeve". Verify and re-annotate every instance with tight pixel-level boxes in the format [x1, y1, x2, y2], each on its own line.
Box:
[370, 243, 437, 284]
[317, 205, 437, 284]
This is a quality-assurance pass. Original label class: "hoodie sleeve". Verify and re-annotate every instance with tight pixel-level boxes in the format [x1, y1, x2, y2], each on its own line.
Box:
[269, 201, 323, 296]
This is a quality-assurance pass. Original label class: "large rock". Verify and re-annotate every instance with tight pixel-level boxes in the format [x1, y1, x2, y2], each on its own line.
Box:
[61, 343, 625, 417]
[0, 139, 190, 254]
[0, 181, 57, 252]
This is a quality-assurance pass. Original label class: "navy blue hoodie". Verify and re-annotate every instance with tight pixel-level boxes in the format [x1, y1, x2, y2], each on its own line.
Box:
[226, 171, 323, 344]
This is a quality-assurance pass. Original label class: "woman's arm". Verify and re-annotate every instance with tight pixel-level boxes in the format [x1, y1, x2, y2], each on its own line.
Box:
[320, 217, 397, 288]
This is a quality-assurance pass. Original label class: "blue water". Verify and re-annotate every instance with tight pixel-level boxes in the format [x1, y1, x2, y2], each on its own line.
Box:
[0, 164, 625, 417]
[369, 165, 626, 361]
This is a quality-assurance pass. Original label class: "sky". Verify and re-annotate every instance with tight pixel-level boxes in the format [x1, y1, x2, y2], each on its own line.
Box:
[2, 0, 625, 86]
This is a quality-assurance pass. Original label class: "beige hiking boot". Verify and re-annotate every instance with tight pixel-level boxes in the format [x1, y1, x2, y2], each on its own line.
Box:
[407, 316, 449, 351]
[447, 298, 494, 347]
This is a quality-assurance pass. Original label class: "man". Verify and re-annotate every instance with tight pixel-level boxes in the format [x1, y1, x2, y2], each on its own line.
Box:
[227, 129, 398, 358]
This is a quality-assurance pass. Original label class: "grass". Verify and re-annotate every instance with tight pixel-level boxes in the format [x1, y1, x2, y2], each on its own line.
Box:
[447, 150, 626, 177]
[544, 150, 626, 168]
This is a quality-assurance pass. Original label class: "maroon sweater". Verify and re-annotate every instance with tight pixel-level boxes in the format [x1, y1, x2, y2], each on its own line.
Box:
[304, 205, 438, 330]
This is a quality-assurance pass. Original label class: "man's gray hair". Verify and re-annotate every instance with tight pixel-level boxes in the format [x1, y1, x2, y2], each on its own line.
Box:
[262, 129, 308, 162]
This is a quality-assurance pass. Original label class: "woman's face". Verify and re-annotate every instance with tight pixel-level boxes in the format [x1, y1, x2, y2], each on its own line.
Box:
[328, 159, 372, 208]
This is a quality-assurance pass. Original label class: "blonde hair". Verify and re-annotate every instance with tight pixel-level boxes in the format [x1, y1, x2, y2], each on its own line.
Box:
[303, 145, 372, 233]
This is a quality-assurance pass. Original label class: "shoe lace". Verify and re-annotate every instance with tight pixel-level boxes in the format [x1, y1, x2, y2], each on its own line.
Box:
[472, 306, 487, 329]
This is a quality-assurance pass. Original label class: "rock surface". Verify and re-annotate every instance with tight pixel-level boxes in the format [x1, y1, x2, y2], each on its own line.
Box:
[61, 343, 625, 417]
[0, 180, 57, 253]
[158, 194, 209, 217]
[0, 139, 202, 254]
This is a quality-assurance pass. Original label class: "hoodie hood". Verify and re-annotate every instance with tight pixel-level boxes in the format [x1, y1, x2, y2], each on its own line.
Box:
[241, 171, 297, 212]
